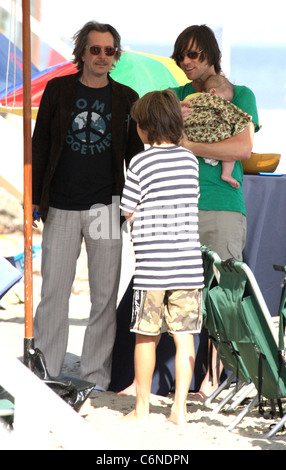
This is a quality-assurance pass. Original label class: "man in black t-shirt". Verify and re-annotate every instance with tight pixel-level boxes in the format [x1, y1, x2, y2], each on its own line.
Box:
[50, 83, 113, 209]
[32, 21, 143, 390]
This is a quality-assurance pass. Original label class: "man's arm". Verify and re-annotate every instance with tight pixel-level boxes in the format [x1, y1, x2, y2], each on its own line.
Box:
[32, 83, 52, 205]
[181, 122, 255, 162]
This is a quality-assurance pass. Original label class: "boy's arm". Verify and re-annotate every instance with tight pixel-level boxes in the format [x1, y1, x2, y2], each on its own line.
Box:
[123, 210, 136, 235]
[124, 211, 135, 221]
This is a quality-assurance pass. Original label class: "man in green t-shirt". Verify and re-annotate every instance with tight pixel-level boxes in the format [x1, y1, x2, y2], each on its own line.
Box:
[171, 25, 259, 263]
[170, 24, 260, 400]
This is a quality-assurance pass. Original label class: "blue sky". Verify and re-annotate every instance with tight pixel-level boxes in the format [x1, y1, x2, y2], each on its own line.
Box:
[41, 0, 286, 48]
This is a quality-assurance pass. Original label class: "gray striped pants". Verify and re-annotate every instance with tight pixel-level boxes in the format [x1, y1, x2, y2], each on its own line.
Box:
[34, 204, 122, 389]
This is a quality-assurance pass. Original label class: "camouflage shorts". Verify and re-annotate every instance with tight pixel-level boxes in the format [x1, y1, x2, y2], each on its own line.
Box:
[130, 289, 202, 335]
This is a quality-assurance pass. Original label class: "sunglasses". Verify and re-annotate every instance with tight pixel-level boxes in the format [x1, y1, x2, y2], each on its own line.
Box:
[177, 49, 204, 62]
[86, 45, 118, 56]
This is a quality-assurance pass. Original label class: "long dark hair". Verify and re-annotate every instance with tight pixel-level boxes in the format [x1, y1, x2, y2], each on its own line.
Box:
[171, 25, 222, 74]
[72, 21, 122, 72]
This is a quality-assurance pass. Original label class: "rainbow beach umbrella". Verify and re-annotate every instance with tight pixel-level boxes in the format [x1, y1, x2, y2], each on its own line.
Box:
[0, 50, 189, 119]
[111, 50, 188, 96]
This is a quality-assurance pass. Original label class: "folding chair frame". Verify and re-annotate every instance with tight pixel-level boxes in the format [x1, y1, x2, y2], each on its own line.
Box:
[209, 258, 286, 433]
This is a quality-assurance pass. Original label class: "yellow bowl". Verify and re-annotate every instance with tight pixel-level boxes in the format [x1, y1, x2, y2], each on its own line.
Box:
[242, 152, 281, 174]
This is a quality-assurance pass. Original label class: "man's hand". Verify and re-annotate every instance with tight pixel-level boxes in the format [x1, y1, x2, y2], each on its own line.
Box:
[32, 204, 41, 228]
[180, 101, 193, 121]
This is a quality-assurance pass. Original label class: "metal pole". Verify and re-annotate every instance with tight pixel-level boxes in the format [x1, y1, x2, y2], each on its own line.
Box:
[22, 0, 34, 368]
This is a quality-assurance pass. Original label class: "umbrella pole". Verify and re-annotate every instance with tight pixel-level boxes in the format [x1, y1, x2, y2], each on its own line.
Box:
[22, 0, 34, 369]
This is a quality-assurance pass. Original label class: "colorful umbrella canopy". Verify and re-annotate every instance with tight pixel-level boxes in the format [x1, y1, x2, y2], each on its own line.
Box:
[0, 32, 39, 95]
[0, 50, 188, 119]
[112, 50, 188, 96]
[0, 62, 76, 119]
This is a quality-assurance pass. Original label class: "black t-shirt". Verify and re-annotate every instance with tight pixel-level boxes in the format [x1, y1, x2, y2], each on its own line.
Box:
[50, 81, 114, 210]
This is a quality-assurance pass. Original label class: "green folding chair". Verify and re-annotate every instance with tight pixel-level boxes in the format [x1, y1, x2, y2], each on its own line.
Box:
[209, 258, 286, 433]
[0, 399, 14, 417]
[263, 264, 286, 438]
[201, 247, 254, 411]
[0, 387, 14, 429]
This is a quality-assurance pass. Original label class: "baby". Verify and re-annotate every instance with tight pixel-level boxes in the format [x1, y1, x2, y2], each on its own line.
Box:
[184, 75, 252, 189]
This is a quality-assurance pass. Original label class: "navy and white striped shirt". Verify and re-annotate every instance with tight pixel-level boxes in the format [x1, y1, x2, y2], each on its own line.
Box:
[120, 145, 204, 290]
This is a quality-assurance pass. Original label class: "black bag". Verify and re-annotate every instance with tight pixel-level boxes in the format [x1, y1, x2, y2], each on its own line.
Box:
[28, 348, 95, 412]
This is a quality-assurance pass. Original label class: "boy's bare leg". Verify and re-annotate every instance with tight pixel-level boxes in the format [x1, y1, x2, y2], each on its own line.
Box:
[123, 334, 156, 422]
[118, 334, 161, 396]
[167, 333, 195, 425]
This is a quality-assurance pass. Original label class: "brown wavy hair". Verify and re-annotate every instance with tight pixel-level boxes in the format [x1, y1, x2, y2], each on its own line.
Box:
[131, 90, 183, 146]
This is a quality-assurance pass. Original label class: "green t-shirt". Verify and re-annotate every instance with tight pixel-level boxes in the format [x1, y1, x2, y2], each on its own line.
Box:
[172, 82, 260, 215]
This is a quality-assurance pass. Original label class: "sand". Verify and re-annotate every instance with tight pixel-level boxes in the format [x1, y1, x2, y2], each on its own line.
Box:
[0, 199, 286, 451]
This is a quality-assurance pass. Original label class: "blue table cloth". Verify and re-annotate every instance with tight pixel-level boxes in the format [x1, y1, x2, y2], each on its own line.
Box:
[243, 174, 286, 317]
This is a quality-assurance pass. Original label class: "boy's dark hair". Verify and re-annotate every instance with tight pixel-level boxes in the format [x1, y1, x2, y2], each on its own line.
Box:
[72, 21, 122, 73]
[131, 90, 183, 146]
[171, 24, 222, 74]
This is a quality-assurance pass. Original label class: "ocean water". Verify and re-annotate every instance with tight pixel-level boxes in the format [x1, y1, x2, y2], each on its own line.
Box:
[229, 46, 286, 172]
[229, 45, 286, 111]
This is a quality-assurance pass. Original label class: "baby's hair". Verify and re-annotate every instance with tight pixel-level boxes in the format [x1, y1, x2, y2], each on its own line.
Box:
[203, 75, 234, 100]
[131, 90, 183, 145]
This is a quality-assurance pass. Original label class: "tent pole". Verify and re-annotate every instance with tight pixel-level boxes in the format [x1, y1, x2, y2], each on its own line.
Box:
[22, 0, 34, 368]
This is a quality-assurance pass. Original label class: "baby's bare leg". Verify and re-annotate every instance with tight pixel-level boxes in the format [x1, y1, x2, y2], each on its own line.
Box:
[221, 161, 240, 189]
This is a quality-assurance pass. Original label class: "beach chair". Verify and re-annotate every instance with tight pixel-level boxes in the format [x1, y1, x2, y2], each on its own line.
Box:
[5, 245, 42, 273]
[0, 255, 22, 300]
[263, 264, 286, 438]
[209, 258, 286, 433]
[0, 386, 14, 429]
[201, 247, 254, 411]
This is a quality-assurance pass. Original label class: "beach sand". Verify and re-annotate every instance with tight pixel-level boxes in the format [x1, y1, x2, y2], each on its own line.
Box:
[0, 197, 286, 451]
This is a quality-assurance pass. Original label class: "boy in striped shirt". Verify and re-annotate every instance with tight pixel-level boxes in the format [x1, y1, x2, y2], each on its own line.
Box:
[120, 90, 204, 425]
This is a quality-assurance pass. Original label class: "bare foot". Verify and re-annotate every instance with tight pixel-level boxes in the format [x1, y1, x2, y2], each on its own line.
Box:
[189, 380, 220, 401]
[189, 391, 208, 402]
[122, 409, 149, 423]
[166, 406, 187, 425]
[117, 382, 136, 396]
[221, 174, 240, 189]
